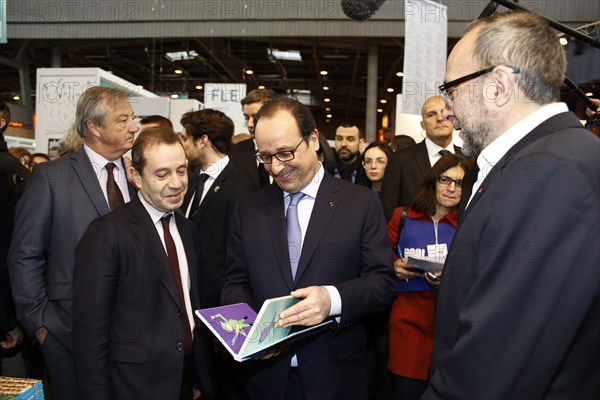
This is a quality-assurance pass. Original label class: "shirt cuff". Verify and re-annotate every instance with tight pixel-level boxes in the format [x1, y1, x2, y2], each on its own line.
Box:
[323, 285, 341, 317]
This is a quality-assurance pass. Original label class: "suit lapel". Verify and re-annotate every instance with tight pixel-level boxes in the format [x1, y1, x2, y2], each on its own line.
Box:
[414, 141, 431, 177]
[195, 164, 231, 220]
[294, 174, 339, 284]
[71, 148, 110, 215]
[181, 166, 200, 216]
[263, 185, 294, 289]
[176, 213, 201, 309]
[129, 197, 183, 308]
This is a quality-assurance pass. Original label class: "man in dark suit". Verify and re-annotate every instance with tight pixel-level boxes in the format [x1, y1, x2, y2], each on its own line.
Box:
[423, 11, 599, 399]
[229, 88, 278, 188]
[1, 100, 28, 373]
[8, 86, 138, 399]
[380, 96, 461, 220]
[73, 127, 213, 400]
[221, 97, 396, 399]
[179, 109, 254, 400]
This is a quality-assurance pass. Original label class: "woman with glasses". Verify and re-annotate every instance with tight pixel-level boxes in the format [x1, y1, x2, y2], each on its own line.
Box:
[357, 142, 393, 193]
[387, 153, 469, 400]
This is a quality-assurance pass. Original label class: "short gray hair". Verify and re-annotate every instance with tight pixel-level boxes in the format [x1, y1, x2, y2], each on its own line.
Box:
[466, 11, 566, 104]
[76, 86, 131, 138]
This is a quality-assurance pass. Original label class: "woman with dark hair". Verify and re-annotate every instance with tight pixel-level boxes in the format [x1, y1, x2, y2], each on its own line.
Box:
[358, 141, 393, 193]
[387, 153, 469, 400]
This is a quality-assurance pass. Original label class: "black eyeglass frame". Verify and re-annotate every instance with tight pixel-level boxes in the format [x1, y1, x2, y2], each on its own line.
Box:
[437, 175, 463, 187]
[438, 65, 521, 104]
[255, 137, 307, 164]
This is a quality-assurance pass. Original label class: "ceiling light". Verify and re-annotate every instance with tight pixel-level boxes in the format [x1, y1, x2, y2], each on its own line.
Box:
[245, 69, 254, 75]
[325, 107, 331, 112]
[165, 50, 199, 62]
[258, 85, 266, 90]
[174, 69, 183, 75]
[559, 37, 568, 46]
[326, 114, 333, 118]
[137, 85, 144, 90]
[396, 72, 404, 77]
[12, 95, 20, 101]
[377, 108, 383, 113]
[268, 48, 303, 62]
[380, 99, 387, 104]
[326, 119, 331, 123]
[195, 85, 203, 90]
[320, 70, 328, 76]
[323, 86, 329, 91]
[585, 92, 593, 96]
[324, 98, 331, 103]
[170, 94, 179, 99]
[387, 88, 394, 93]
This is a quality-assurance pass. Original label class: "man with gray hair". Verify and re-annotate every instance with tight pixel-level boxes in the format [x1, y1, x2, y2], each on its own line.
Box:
[8, 86, 138, 399]
[423, 11, 599, 399]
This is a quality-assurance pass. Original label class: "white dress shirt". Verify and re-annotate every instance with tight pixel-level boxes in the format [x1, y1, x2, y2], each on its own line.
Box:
[424, 137, 456, 167]
[138, 192, 195, 333]
[84, 144, 131, 204]
[467, 102, 568, 207]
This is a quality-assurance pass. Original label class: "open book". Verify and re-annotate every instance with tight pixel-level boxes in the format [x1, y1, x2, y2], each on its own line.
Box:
[196, 295, 332, 362]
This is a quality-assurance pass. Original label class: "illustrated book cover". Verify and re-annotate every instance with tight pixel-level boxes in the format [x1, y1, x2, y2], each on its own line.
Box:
[196, 295, 332, 362]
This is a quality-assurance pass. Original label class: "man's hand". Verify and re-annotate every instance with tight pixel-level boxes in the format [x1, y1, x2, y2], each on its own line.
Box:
[35, 326, 48, 345]
[0, 327, 24, 350]
[278, 286, 331, 327]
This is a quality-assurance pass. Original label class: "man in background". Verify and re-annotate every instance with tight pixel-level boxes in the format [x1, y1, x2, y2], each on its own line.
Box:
[229, 88, 278, 188]
[423, 11, 599, 399]
[139, 114, 174, 133]
[8, 86, 138, 399]
[380, 96, 461, 220]
[333, 123, 365, 183]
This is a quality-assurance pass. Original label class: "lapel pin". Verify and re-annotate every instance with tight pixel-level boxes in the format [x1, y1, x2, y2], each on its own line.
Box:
[214, 186, 221, 192]
[328, 201, 334, 207]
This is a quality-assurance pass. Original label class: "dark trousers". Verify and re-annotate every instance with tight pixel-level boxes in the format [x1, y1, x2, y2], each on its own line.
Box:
[42, 331, 77, 400]
[392, 374, 428, 400]
[181, 356, 193, 400]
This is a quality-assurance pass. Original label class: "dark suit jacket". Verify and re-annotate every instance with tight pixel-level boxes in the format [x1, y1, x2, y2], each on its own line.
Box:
[221, 171, 396, 399]
[380, 141, 461, 220]
[73, 196, 213, 400]
[0, 141, 29, 340]
[423, 112, 600, 399]
[229, 139, 260, 188]
[8, 147, 136, 351]
[181, 161, 255, 308]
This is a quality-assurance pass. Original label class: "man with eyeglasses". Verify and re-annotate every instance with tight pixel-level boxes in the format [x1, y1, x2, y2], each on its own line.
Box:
[380, 96, 461, 221]
[422, 11, 599, 400]
[221, 97, 396, 399]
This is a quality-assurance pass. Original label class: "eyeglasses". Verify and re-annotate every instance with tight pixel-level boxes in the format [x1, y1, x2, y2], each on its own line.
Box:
[362, 158, 387, 168]
[255, 138, 307, 164]
[439, 65, 520, 105]
[438, 175, 463, 187]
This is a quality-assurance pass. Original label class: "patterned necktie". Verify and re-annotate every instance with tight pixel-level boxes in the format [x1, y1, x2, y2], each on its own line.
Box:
[160, 214, 193, 355]
[188, 173, 209, 219]
[106, 162, 125, 211]
[286, 192, 306, 280]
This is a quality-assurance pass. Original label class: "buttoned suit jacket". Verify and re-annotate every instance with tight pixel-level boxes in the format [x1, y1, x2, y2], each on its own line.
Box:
[181, 162, 255, 308]
[8, 147, 136, 351]
[423, 112, 600, 399]
[73, 196, 213, 399]
[221, 171, 396, 400]
[380, 141, 462, 221]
